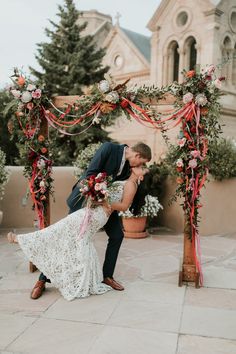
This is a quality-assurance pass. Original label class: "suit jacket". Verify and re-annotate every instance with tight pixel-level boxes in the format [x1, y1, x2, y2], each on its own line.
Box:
[67, 142, 130, 213]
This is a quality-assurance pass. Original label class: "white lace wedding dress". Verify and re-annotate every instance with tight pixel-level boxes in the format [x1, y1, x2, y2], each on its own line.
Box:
[17, 181, 125, 301]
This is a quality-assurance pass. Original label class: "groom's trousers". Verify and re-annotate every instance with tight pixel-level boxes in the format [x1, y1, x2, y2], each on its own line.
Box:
[103, 211, 124, 278]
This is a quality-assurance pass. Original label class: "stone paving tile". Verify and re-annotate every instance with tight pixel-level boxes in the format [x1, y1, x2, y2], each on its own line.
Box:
[203, 266, 236, 289]
[122, 280, 186, 305]
[107, 300, 182, 333]
[185, 287, 236, 310]
[181, 305, 236, 340]
[43, 290, 123, 324]
[88, 326, 178, 354]
[0, 313, 36, 350]
[7, 318, 103, 354]
[177, 334, 236, 354]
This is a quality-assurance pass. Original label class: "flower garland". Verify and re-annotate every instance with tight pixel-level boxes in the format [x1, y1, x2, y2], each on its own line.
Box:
[7, 69, 53, 229]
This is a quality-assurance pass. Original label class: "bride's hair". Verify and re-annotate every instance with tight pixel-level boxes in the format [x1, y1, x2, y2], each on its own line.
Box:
[129, 174, 149, 215]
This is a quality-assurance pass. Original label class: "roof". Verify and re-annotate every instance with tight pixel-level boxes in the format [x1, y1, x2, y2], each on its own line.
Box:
[121, 27, 151, 62]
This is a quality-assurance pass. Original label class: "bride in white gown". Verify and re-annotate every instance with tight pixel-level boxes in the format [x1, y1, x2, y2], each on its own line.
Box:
[8, 166, 148, 301]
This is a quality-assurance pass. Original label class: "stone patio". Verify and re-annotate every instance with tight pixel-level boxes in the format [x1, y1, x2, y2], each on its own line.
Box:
[0, 227, 236, 354]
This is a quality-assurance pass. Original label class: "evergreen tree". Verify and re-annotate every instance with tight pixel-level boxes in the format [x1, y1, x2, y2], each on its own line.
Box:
[30, 0, 111, 165]
[30, 0, 109, 96]
[0, 90, 19, 165]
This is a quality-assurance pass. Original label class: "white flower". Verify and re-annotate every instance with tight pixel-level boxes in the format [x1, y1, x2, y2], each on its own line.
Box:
[21, 91, 32, 103]
[98, 80, 110, 93]
[92, 116, 101, 125]
[104, 91, 119, 103]
[27, 84, 36, 91]
[39, 180, 45, 188]
[195, 93, 207, 106]
[37, 159, 45, 170]
[176, 158, 184, 168]
[183, 92, 193, 104]
[119, 194, 163, 218]
[11, 89, 21, 98]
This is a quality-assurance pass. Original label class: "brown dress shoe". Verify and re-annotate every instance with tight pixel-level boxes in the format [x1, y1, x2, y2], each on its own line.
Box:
[102, 277, 124, 291]
[30, 280, 46, 299]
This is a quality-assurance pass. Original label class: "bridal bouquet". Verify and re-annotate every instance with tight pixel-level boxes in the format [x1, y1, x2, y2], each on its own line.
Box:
[79, 172, 113, 204]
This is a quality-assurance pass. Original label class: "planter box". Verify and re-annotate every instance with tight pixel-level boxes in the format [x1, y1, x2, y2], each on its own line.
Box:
[122, 216, 148, 238]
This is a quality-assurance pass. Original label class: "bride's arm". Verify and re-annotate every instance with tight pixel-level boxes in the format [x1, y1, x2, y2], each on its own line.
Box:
[110, 180, 137, 212]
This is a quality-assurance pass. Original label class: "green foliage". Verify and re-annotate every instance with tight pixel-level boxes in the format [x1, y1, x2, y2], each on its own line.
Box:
[0, 89, 20, 165]
[73, 142, 102, 177]
[0, 148, 10, 200]
[208, 138, 236, 180]
[30, 0, 109, 96]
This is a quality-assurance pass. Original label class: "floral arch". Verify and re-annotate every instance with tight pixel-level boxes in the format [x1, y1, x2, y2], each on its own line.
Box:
[6, 66, 224, 287]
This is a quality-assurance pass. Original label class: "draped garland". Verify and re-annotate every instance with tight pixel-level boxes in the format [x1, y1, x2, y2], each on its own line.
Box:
[6, 67, 223, 282]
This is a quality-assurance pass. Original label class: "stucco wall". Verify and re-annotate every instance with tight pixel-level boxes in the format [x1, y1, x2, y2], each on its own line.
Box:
[0, 167, 235, 236]
[0, 166, 76, 229]
[159, 176, 236, 236]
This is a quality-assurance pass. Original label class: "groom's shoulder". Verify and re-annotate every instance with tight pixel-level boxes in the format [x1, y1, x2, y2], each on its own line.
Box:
[101, 141, 124, 152]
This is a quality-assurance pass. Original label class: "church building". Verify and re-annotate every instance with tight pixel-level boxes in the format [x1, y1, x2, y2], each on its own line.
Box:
[80, 0, 236, 160]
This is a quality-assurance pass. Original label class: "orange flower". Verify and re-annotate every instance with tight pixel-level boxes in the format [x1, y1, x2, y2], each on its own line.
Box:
[27, 102, 34, 110]
[186, 70, 195, 78]
[38, 135, 45, 142]
[41, 147, 47, 154]
[17, 76, 25, 86]
[200, 107, 209, 116]
[15, 111, 24, 117]
[176, 177, 184, 184]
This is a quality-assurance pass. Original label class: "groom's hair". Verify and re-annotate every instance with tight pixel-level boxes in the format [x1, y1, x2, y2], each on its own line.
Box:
[131, 142, 152, 161]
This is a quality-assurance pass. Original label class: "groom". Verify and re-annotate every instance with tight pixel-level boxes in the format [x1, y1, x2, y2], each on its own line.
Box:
[30, 141, 151, 299]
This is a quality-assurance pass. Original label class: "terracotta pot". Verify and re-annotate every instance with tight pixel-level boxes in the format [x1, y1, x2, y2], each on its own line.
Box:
[122, 216, 148, 238]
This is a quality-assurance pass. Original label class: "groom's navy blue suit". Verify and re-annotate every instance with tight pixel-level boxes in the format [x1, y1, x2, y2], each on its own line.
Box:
[67, 142, 131, 278]
[39, 142, 130, 282]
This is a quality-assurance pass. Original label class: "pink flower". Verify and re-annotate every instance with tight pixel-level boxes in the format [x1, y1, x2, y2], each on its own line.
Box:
[191, 150, 201, 158]
[94, 183, 101, 191]
[214, 79, 222, 89]
[11, 89, 21, 98]
[32, 89, 42, 99]
[195, 93, 207, 106]
[178, 138, 186, 147]
[206, 64, 215, 76]
[188, 159, 197, 169]
[27, 102, 34, 110]
[176, 158, 184, 168]
[183, 92, 193, 104]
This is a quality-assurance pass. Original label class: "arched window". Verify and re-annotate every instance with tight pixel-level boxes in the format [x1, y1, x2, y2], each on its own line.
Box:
[222, 36, 232, 85]
[184, 36, 197, 71]
[167, 41, 179, 83]
[233, 43, 236, 86]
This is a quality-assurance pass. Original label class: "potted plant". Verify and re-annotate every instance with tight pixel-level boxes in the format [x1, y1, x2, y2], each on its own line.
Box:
[120, 194, 163, 238]
[0, 148, 10, 224]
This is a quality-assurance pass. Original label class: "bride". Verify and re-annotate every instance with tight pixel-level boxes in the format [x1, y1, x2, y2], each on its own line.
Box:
[8, 166, 148, 301]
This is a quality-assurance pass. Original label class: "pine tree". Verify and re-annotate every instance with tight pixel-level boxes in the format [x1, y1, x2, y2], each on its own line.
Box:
[30, 0, 109, 96]
[30, 0, 111, 165]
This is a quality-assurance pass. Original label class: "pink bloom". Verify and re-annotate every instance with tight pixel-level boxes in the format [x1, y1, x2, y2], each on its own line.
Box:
[32, 89, 42, 99]
[11, 89, 21, 98]
[191, 150, 201, 158]
[183, 92, 193, 104]
[94, 183, 101, 191]
[178, 138, 186, 147]
[195, 93, 207, 106]
[214, 79, 222, 89]
[176, 158, 184, 168]
[188, 159, 197, 169]
[27, 102, 34, 110]
[205, 64, 215, 76]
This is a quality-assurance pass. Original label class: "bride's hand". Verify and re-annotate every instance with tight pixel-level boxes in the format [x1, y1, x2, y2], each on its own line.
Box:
[101, 200, 112, 216]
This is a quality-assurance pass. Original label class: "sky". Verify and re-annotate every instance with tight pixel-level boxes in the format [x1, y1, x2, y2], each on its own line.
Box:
[0, 0, 161, 88]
